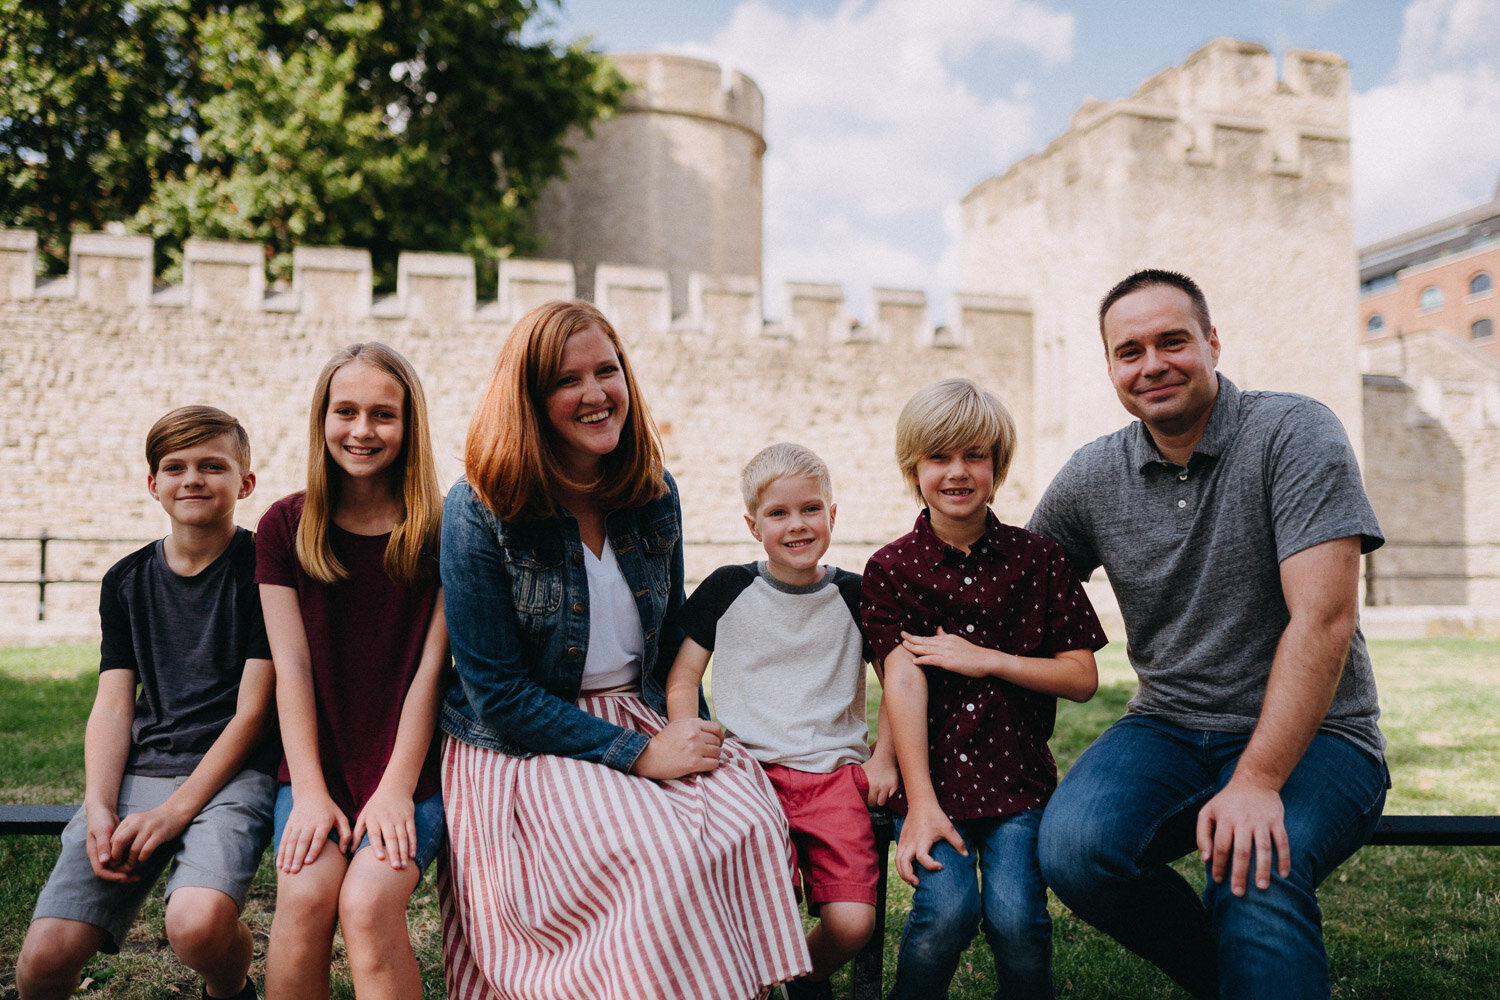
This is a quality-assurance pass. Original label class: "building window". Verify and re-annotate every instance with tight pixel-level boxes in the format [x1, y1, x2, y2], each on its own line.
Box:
[1471, 272, 1493, 296]
[1366, 313, 1384, 334]
[1419, 285, 1444, 311]
[1474, 318, 1494, 342]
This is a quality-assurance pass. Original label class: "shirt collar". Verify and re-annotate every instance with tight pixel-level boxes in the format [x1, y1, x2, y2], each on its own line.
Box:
[1128, 372, 1241, 472]
[912, 506, 1006, 568]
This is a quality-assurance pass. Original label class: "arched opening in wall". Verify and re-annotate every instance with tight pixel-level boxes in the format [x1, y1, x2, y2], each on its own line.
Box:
[1469, 271, 1493, 297]
[1419, 285, 1444, 312]
[1473, 317, 1494, 342]
[1366, 313, 1384, 336]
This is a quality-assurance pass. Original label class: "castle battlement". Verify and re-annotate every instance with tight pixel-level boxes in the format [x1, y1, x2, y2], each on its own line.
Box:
[0, 226, 1021, 349]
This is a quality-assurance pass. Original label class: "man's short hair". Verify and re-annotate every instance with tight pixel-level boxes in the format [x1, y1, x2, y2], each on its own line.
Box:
[145, 405, 251, 474]
[740, 442, 833, 514]
[895, 378, 1016, 504]
[1098, 268, 1213, 345]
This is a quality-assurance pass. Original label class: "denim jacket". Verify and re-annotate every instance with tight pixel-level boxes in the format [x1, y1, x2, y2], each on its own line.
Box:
[439, 470, 693, 772]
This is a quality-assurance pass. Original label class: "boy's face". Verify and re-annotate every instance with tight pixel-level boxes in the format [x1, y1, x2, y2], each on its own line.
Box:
[148, 434, 255, 530]
[915, 442, 994, 535]
[745, 474, 835, 587]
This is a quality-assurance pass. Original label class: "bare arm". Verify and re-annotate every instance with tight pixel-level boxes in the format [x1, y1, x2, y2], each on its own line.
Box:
[899, 627, 1099, 702]
[861, 670, 899, 806]
[354, 591, 449, 869]
[665, 637, 711, 722]
[261, 582, 348, 871]
[109, 657, 275, 871]
[83, 669, 137, 880]
[1195, 536, 1361, 896]
[882, 644, 966, 885]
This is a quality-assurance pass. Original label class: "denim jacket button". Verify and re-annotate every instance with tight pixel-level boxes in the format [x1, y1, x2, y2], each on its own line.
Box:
[572, 601, 585, 614]
[567, 646, 582, 658]
[571, 552, 582, 564]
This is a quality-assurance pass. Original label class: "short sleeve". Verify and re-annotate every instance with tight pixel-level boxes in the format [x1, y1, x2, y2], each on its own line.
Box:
[1036, 537, 1108, 656]
[254, 498, 299, 588]
[1265, 401, 1384, 561]
[97, 563, 137, 675]
[678, 564, 755, 652]
[860, 552, 905, 664]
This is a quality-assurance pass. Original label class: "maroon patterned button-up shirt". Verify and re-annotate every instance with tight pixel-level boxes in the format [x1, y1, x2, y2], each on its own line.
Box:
[862, 509, 1106, 820]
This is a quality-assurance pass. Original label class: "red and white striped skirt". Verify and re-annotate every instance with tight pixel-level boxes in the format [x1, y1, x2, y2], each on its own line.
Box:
[439, 691, 812, 1000]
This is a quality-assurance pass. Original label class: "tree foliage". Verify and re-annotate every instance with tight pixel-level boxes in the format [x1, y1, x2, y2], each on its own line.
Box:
[0, 0, 626, 291]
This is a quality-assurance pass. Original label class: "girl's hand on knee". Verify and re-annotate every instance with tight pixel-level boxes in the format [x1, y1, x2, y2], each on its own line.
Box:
[354, 786, 417, 870]
[278, 790, 350, 874]
[632, 719, 725, 780]
[895, 801, 967, 887]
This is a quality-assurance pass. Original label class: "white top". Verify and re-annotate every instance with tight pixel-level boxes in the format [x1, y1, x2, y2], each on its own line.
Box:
[580, 538, 645, 692]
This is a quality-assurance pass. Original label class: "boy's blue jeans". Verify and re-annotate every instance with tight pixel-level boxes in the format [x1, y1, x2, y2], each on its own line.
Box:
[1037, 715, 1387, 1000]
[889, 807, 1053, 1000]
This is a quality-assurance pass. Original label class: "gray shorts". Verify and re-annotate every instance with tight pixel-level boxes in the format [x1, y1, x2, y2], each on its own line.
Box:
[32, 768, 275, 953]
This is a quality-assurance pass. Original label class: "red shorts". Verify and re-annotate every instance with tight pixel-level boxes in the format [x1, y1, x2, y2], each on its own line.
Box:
[762, 762, 879, 907]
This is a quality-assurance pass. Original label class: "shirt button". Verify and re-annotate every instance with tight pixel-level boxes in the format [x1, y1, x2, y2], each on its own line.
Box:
[567, 646, 582, 659]
[1178, 472, 1188, 481]
[1177, 499, 1187, 508]
[964, 576, 973, 585]
[965, 624, 975, 632]
[572, 601, 585, 614]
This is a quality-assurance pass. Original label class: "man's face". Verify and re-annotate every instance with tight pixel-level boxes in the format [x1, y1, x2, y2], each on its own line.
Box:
[1103, 283, 1221, 440]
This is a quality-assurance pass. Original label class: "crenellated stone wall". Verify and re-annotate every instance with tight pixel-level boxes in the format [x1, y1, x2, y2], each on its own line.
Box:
[960, 38, 1363, 494]
[0, 231, 1034, 642]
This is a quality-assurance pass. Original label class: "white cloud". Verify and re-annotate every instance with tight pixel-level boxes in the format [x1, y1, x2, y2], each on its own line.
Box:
[666, 0, 1074, 318]
[1352, 0, 1500, 244]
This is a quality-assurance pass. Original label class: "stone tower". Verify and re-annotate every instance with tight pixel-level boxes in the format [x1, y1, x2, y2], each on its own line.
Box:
[960, 38, 1362, 494]
[532, 52, 766, 318]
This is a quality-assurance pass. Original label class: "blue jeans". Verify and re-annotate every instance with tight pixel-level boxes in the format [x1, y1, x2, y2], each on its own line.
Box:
[272, 784, 447, 875]
[1038, 716, 1387, 1000]
[889, 807, 1053, 1000]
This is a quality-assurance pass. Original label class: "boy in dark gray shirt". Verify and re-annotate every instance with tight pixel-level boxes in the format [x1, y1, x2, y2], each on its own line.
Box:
[18, 406, 276, 1000]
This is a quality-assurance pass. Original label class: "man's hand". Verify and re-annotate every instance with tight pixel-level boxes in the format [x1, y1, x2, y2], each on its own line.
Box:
[895, 800, 967, 887]
[1196, 775, 1291, 895]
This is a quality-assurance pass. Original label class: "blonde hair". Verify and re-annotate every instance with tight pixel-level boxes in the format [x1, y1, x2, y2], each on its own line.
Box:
[146, 405, 251, 474]
[464, 300, 666, 520]
[740, 443, 833, 513]
[297, 342, 442, 584]
[895, 378, 1017, 504]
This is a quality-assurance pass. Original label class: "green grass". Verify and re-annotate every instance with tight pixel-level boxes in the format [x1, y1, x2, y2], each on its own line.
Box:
[2, 640, 1498, 998]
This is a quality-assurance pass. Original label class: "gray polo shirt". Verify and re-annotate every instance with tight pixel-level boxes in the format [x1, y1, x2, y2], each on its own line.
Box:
[1028, 375, 1385, 760]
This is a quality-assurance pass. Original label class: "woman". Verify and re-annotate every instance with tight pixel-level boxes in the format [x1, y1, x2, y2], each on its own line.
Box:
[438, 300, 811, 1000]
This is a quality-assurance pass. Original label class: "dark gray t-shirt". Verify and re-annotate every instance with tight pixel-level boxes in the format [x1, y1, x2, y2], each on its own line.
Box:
[1028, 375, 1385, 760]
[99, 527, 275, 776]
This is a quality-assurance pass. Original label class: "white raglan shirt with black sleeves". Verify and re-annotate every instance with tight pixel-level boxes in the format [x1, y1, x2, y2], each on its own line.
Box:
[679, 562, 870, 772]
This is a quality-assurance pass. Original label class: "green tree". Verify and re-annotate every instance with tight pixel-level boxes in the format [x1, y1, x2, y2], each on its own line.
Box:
[0, 1, 626, 292]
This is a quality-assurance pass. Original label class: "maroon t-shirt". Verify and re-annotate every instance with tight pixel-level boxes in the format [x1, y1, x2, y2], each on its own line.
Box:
[862, 509, 1106, 821]
[256, 493, 442, 819]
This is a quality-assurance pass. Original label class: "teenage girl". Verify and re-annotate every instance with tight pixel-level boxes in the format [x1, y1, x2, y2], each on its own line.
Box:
[256, 342, 447, 999]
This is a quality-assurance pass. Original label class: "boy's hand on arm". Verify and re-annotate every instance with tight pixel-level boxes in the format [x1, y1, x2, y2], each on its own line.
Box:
[665, 638, 712, 722]
[108, 799, 193, 872]
[900, 627, 1000, 677]
[632, 718, 724, 779]
[896, 799, 966, 887]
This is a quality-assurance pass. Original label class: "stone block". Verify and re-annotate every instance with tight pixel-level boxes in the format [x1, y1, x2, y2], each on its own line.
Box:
[184, 238, 265, 313]
[397, 252, 476, 324]
[292, 246, 372, 318]
[685, 273, 760, 338]
[0, 227, 38, 300]
[71, 232, 153, 308]
[498, 258, 575, 323]
[596, 264, 670, 337]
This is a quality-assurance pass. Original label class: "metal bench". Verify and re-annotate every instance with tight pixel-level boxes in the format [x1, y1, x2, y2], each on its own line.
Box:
[4, 805, 1496, 1000]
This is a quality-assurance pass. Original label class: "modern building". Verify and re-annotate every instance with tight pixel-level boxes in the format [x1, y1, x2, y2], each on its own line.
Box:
[1359, 181, 1500, 362]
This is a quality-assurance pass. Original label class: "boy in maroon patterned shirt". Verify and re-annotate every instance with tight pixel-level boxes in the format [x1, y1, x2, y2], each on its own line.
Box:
[862, 378, 1107, 1000]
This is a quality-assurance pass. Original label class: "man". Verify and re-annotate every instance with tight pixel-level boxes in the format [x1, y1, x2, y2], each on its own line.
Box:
[1028, 269, 1387, 1000]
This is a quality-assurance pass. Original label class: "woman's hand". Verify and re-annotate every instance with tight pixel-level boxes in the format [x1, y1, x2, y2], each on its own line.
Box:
[632, 719, 725, 780]
[353, 784, 418, 871]
[276, 788, 350, 874]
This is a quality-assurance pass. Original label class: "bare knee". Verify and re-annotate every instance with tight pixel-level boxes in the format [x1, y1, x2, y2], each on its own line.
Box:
[337, 859, 418, 948]
[819, 901, 877, 952]
[17, 918, 105, 1000]
[165, 888, 243, 969]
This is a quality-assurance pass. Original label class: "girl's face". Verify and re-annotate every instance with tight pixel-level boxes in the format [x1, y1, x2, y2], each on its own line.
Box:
[545, 324, 629, 479]
[324, 360, 406, 483]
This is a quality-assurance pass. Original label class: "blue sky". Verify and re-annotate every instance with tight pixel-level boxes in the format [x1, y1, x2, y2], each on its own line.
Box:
[541, 0, 1500, 318]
